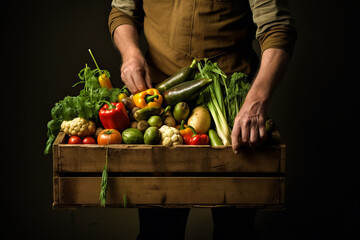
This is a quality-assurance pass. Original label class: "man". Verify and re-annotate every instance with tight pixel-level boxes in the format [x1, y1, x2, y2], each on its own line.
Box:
[108, 0, 296, 239]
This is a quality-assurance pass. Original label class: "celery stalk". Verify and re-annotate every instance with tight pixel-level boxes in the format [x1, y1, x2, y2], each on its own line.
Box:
[209, 88, 231, 145]
[202, 87, 231, 145]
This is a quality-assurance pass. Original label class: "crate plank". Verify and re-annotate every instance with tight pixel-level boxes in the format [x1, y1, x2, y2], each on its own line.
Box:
[52, 132, 64, 206]
[57, 176, 284, 207]
[56, 131, 284, 174]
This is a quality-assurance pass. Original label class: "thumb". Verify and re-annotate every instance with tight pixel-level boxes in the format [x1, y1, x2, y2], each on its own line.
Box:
[231, 118, 241, 154]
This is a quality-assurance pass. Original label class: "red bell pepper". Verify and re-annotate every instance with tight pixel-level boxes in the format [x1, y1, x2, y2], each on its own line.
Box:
[183, 125, 209, 145]
[99, 101, 130, 132]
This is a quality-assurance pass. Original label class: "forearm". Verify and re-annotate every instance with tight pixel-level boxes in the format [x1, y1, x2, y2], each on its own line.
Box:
[246, 48, 289, 104]
[113, 24, 143, 61]
[113, 24, 152, 93]
[231, 48, 290, 151]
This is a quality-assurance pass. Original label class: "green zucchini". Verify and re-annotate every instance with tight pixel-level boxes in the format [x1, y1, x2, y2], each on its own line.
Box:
[208, 129, 223, 146]
[163, 78, 213, 106]
[155, 59, 197, 94]
[133, 106, 162, 121]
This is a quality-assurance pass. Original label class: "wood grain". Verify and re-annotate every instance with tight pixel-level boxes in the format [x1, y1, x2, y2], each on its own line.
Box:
[57, 176, 284, 207]
[56, 132, 285, 173]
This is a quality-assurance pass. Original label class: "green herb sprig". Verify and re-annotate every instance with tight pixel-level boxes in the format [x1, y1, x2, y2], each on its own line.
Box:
[100, 146, 109, 207]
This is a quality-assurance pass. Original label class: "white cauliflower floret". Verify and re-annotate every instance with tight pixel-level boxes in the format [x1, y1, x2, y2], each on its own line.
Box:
[159, 125, 183, 146]
[61, 117, 96, 138]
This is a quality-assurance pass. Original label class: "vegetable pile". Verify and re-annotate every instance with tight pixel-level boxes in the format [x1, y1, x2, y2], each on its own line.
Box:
[45, 51, 282, 206]
[44, 52, 130, 155]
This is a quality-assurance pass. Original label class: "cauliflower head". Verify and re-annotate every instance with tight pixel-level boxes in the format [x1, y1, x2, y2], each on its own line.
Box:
[159, 125, 183, 146]
[61, 117, 96, 138]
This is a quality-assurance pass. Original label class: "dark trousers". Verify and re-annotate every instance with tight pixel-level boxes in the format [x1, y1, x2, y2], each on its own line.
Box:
[137, 208, 257, 240]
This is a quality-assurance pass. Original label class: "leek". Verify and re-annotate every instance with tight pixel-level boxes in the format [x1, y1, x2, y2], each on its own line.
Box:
[196, 59, 231, 145]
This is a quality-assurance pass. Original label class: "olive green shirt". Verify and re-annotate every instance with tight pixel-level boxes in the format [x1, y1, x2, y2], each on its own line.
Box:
[108, 0, 296, 82]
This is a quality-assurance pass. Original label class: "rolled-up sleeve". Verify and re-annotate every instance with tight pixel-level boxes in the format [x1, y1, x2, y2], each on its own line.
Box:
[249, 0, 297, 56]
[108, 0, 144, 39]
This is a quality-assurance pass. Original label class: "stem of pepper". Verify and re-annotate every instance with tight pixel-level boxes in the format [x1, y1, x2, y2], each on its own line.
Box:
[187, 125, 198, 137]
[99, 100, 116, 110]
[145, 94, 159, 103]
[161, 106, 172, 120]
[190, 59, 197, 68]
[180, 120, 186, 130]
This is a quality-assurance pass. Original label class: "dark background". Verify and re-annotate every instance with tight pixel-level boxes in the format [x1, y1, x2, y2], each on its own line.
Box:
[2, 0, 359, 239]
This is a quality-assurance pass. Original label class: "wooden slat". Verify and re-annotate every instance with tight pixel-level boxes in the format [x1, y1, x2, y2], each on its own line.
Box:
[52, 132, 65, 207]
[57, 177, 284, 207]
[53, 132, 65, 174]
[280, 144, 286, 173]
[57, 144, 284, 173]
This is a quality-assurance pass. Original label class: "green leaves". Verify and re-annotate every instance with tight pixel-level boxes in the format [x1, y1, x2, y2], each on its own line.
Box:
[75, 97, 94, 120]
[224, 72, 250, 128]
[76, 64, 101, 91]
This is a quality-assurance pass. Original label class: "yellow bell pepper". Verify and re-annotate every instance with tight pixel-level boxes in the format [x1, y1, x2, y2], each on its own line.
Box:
[98, 73, 113, 90]
[88, 49, 113, 90]
[176, 120, 193, 137]
[118, 92, 128, 102]
[133, 88, 163, 108]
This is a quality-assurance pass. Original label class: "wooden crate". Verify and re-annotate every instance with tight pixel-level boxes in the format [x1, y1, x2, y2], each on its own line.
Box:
[53, 132, 286, 208]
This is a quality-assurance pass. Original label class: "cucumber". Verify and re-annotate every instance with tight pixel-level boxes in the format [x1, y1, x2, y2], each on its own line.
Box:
[133, 106, 162, 121]
[208, 129, 223, 146]
[155, 59, 197, 94]
[163, 78, 213, 106]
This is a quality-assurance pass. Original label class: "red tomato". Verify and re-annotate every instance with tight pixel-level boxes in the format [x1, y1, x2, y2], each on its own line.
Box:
[97, 129, 122, 145]
[68, 136, 82, 144]
[82, 136, 96, 144]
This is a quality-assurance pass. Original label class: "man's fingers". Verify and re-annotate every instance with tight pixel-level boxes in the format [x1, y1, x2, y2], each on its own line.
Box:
[133, 71, 147, 93]
[121, 73, 137, 94]
[144, 65, 153, 89]
[250, 117, 259, 144]
[259, 116, 267, 142]
[145, 72, 153, 89]
[231, 118, 241, 154]
[120, 57, 150, 94]
[241, 119, 250, 145]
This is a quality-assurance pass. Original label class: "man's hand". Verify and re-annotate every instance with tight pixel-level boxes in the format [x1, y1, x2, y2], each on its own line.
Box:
[121, 51, 152, 94]
[113, 24, 152, 94]
[231, 48, 289, 154]
[231, 92, 267, 153]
